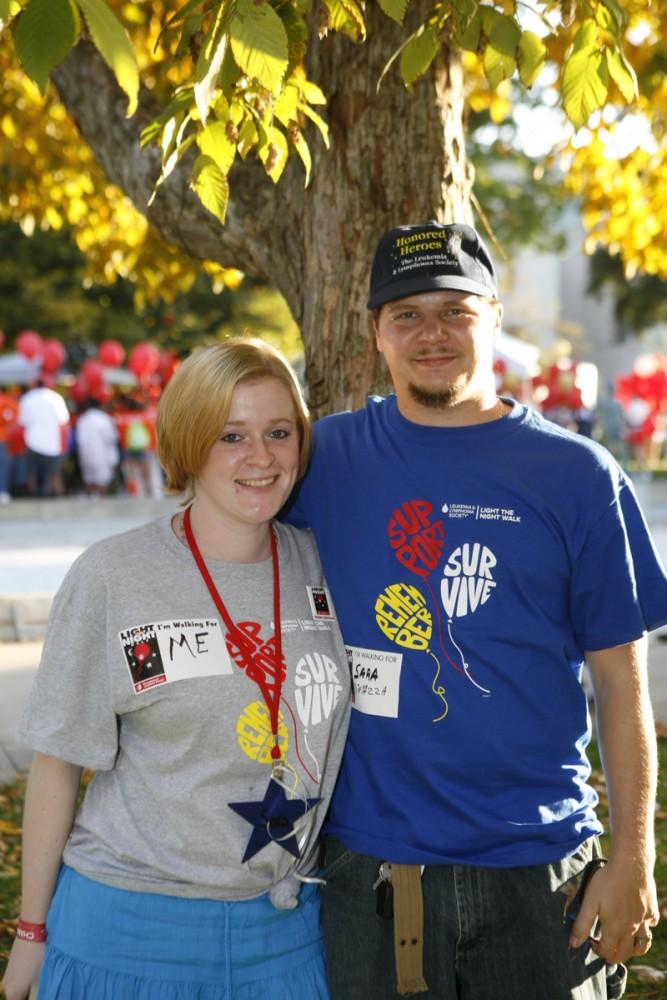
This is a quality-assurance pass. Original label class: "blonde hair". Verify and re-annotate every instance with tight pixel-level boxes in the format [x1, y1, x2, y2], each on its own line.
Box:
[157, 337, 311, 502]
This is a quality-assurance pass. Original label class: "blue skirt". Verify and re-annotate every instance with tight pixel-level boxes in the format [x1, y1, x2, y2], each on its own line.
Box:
[39, 866, 328, 999]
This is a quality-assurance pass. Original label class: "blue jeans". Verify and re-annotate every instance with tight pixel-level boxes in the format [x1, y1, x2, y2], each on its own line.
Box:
[320, 835, 626, 1000]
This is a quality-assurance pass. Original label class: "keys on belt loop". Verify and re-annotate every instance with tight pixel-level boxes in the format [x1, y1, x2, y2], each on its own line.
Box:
[373, 862, 394, 919]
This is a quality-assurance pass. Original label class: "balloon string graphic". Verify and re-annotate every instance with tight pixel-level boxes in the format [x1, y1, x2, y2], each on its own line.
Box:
[423, 578, 465, 675]
[280, 697, 320, 785]
[446, 621, 491, 695]
[424, 578, 491, 695]
[301, 728, 321, 783]
[427, 650, 448, 722]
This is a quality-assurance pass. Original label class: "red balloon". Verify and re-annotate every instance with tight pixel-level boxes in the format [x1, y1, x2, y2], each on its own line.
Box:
[81, 359, 105, 391]
[128, 342, 160, 378]
[41, 338, 66, 373]
[16, 329, 43, 359]
[69, 378, 88, 405]
[92, 383, 113, 404]
[98, 339, 125, 367]
[158, 350, 179, 385]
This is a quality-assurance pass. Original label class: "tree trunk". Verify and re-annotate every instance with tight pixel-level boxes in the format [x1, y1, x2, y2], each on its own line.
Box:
[300, 2, 473, 413]
[52, 2, 472, 417]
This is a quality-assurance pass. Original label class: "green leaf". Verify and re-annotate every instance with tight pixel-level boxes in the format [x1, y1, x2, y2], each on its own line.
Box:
[483, 42, 516, 90]
[562, 45, 609, 129]
[194, 34, 227, 124]
[399, 25, 440, 87]
[76, 0, 139, 116]
[339, 0, 366, 39]
[290, 127, 311, 185]
[161, 110, 184, 159]
[323, 0, 365, 42]
[605, 46, 637, 102]
[596, 0, 625, 35]
[377, 0, 409, 24]
[14, 0, 79, 94]
[517, 30, 545, 88]
[482, 10, 520, 89]
[300, 103, 330, 148]
[196, 120, 236, 170]
[482, 9, 521, 56]
[237, 117, 258, 157]
[148, 131, 197, 205]
[274, 82, 299, 127]
[454, 7, 481, 52]
[229, 0, 288, 94]
[0, 0, 16, 26]
[174, 11, 206, 59]
[190, 154, 229, 224]
[158, 0, 206, 50]
[140, 89, 194, 147]
[229, 99, 244, 126]
[259, 125, 288, 182]
[572, 19, 598, 53]
[163, 0, 207, 32]
[301, 79, 327, 105]
[279, 2, 308, 43]
[193, 1, 231, 124]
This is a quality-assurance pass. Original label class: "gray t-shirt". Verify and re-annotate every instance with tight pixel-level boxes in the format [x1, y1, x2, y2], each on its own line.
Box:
[22, 516, 351, 901]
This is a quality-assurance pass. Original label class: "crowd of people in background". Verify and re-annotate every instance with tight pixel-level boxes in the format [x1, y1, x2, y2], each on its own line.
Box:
[0, 343, 665, 503]
[495, 349, 667, 472]
[0, 381, 163, 501]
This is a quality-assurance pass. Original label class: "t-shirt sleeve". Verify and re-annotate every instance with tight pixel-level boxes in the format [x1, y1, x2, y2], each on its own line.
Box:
[570, 476, 667, 651]
[21, 548, 119, 770]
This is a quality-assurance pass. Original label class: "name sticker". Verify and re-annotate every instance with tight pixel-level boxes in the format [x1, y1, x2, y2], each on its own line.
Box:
[346, 645, 402, 718]
[119, 619, 233, 694]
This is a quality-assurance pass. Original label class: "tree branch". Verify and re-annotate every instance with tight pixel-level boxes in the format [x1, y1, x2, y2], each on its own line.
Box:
[51, 40, 302, 292]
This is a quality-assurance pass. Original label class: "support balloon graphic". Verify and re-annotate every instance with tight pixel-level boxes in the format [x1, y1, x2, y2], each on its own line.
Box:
[384, 499, 491, 714]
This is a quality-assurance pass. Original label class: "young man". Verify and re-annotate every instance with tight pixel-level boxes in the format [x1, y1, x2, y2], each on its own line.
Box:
[286, 221, 667, 999]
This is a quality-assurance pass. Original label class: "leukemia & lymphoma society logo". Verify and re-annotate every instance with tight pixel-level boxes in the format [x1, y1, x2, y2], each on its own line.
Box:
[441, 502, 522, 524]
[441, 543, 497, 618]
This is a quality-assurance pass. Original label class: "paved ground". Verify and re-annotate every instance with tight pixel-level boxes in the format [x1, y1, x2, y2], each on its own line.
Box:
[0, 497, 178, 782]
[0, 485, 666, 784]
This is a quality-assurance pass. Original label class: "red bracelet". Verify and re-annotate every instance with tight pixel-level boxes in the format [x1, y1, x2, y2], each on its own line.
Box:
[15, 919, 47, 943]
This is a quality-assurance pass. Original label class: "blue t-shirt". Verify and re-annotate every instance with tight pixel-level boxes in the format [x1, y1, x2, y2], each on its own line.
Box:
[285, 396, 667, 867]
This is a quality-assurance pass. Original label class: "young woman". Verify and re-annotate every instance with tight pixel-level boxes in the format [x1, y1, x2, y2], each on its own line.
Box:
[3, 338, 351, 1000]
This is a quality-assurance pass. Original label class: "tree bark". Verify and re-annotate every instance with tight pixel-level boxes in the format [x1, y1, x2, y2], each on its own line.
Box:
[52, 2, 472, 416]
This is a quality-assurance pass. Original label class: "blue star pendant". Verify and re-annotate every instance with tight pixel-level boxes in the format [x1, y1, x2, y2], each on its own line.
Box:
[229, 778, 321, 863]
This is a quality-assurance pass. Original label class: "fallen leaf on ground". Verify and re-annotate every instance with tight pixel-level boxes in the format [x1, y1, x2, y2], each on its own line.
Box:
[631, 965, 666, 984]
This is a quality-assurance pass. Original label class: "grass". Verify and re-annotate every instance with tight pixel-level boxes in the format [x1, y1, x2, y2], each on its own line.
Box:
[1, 739, 666, 996]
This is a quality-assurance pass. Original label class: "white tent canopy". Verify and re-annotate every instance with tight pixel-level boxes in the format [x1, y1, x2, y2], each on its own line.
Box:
[0, 352, 41, 385]
[494, 331, 540, 377]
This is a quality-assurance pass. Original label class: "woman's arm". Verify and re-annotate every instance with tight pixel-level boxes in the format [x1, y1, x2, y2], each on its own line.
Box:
[2, 753, 83, 1000]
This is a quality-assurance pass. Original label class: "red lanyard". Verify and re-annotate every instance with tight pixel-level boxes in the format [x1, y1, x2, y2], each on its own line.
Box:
[183, 505, 284, 761]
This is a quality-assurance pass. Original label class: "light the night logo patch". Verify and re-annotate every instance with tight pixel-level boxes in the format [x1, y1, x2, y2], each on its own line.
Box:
[120, 619, 232, 694]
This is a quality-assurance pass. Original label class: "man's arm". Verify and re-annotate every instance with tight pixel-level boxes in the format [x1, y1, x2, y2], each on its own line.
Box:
[569, 636, 659, 964]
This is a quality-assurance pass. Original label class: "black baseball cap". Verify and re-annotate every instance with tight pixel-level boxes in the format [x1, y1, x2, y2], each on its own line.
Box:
[367, 221, 498, 310]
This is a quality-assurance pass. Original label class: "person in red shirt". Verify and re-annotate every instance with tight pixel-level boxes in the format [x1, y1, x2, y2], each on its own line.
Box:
[0, 388, 19, 502]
